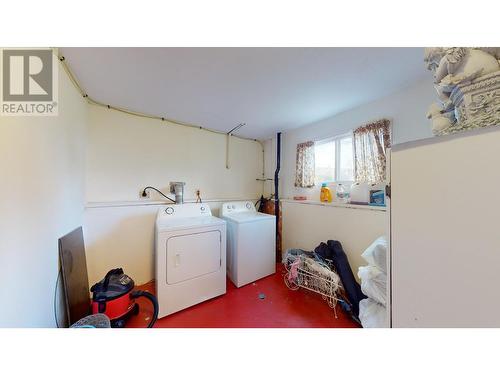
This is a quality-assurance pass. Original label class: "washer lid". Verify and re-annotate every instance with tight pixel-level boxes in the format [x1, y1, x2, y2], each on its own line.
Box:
[156, 215, 225, 231]
[222, 211, 275, 224]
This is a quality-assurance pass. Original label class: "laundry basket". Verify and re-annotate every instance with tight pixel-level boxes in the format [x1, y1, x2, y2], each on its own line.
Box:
[283, 251, 343, 317]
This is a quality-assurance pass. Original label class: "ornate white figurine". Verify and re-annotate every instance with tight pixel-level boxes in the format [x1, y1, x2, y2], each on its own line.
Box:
[424, 47, 500, 135]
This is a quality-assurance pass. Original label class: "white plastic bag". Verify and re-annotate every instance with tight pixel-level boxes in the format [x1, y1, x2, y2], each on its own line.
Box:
[358, 265, 387, 306]
[359, 298, 387, 328]
[361, 236, 388, 273]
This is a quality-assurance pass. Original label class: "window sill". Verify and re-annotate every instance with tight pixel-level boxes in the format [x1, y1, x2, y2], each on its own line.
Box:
[281, 198, 387, 212]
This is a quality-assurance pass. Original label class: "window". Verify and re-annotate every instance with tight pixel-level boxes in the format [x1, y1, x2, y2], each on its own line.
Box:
[314, 133, 354, 184]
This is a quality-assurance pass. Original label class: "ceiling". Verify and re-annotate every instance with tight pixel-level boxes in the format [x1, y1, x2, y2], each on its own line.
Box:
[60, 47, 428, 140]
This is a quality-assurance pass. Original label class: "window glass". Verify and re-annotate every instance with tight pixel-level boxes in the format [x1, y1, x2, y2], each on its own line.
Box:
[338, 136, 354, 181]
[314, 140, 335, 183]
[313, 134, 354, 184]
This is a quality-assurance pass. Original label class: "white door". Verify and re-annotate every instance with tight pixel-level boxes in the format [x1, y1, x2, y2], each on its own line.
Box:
[166, 230, 221, 284]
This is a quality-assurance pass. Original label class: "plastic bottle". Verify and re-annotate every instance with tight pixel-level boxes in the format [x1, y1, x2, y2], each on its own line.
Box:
[336, 183, 350, 203]
[320, 183, 332, 203]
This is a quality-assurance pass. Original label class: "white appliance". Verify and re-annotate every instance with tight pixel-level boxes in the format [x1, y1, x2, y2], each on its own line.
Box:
[221, 201, 276, 287]
[155, 203, 226, 318]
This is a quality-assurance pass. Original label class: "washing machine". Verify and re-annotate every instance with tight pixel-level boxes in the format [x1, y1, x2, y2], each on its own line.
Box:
[221, 201, 276, 288]
[155, 203, 226, 318]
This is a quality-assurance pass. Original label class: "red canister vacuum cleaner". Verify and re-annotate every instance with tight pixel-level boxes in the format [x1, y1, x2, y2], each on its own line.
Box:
[90, 268, 159, 328]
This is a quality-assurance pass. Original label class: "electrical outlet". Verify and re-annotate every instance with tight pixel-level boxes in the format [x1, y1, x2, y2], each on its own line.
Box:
[140, 188, 150, 199]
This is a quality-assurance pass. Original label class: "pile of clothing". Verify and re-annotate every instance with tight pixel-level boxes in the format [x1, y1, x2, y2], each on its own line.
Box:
[313, 240, 366, 320]
[357, 236, 388, 328]
[283, 240, 367, 323]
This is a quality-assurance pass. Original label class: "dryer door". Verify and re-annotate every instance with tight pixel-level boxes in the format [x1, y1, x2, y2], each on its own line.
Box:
[166, 230, 221, 284]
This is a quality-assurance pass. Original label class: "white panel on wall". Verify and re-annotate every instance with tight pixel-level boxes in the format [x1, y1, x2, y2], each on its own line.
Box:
[282, 201, 386, 277]
[391, 127, 500, 327]
[86, 105, 264, 203]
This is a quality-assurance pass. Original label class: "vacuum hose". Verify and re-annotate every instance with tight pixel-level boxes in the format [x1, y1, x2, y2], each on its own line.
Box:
[130, 290, 159, 328]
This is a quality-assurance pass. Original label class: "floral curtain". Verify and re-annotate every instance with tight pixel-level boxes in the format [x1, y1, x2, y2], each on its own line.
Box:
[294, 141, 315, 188]
[353, 119, 391, 184]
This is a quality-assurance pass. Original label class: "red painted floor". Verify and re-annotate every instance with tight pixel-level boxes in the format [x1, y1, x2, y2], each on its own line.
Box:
[127, 266, 360, 328]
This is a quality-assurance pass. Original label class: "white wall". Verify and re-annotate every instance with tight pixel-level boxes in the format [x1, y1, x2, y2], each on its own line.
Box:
[391, 127, 500, 327]
[272, 78, 435, 274]
[84, 107, 264, 285]
[0, 62, 87, 327]
[282, 201, 386, 278]
[86, 105, 263, 203]
[281, 78, 435, 201]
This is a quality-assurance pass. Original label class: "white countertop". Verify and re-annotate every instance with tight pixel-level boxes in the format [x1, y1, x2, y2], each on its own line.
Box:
[281, 198, 387, 212]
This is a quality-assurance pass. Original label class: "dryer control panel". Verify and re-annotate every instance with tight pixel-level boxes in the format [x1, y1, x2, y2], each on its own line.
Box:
[221, 201, 256, 216]
[157, 203, 212, 220]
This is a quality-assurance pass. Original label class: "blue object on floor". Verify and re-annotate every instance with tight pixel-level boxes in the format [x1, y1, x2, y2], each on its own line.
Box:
[70, 313, 111, 328]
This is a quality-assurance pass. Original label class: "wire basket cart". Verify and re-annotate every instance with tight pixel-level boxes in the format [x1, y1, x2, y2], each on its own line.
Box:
[283, 253, 343, 318]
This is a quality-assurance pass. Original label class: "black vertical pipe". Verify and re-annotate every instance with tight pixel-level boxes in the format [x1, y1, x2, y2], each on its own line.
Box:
[274, 132, 281, 259]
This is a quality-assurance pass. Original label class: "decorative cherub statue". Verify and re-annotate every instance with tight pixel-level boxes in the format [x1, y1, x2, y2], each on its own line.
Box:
[424, 47, 500, 135]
